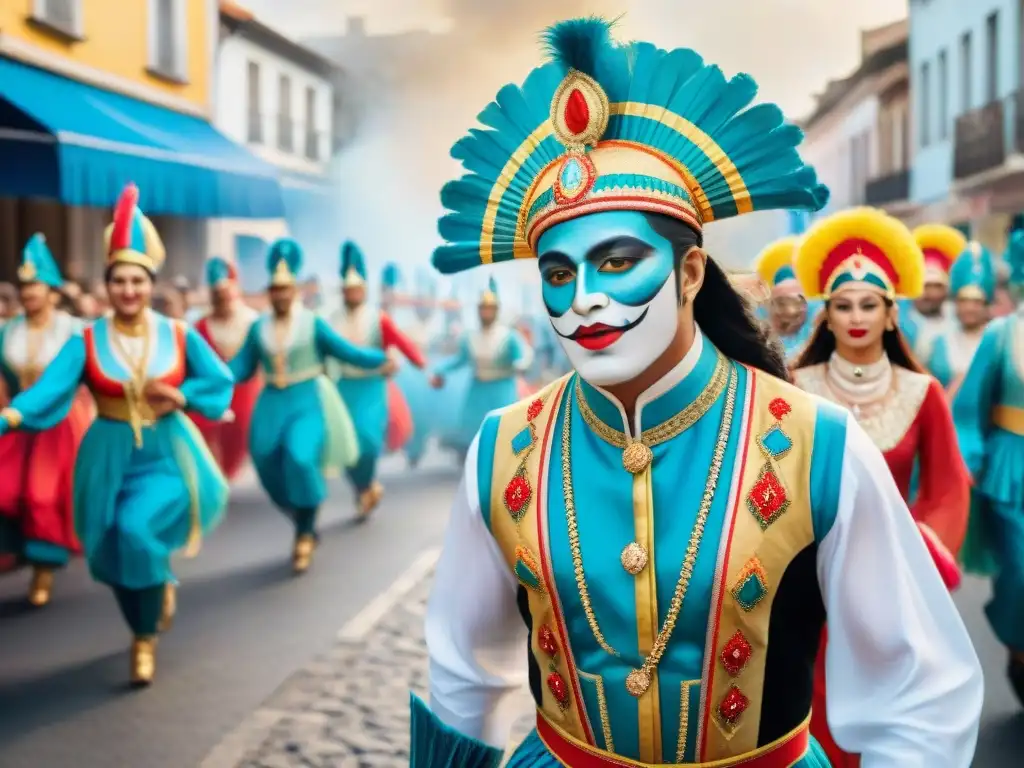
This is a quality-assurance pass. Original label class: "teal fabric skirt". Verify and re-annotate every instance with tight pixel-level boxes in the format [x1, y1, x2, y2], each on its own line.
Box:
[396, 362, 435, 461]
[336, 374, 389, 459]
[505, 729, 833, 766]
[446, 376, 519, 454]
[73, 414, 228, 589]
[250, 377, 358, 510]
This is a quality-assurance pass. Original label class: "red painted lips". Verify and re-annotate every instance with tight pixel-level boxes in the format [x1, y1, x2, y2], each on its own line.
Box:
[569, 322, 625, 351]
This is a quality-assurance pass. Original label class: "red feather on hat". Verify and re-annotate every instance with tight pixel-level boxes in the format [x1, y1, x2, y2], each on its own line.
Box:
[110, 183, 139, 254]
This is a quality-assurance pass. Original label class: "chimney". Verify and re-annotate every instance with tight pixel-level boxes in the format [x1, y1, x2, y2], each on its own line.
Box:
[347, 16, 366, 37]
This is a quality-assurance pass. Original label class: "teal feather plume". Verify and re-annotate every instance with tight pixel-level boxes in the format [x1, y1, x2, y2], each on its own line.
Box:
[950, 242, 997, 301]
[267, 237, 303, 276]
[340, 240, 366, 280]
[1005, 230, 1024, 286]
[432, 17, 828, 275]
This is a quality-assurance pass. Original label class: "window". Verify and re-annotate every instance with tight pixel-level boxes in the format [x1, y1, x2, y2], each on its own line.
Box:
[304, 87, 319, 160]
[920, 60, 931, 147]
[277, 75, 293, 153]
[938, 49, 948, 139]
[247, 62, 262, 144]
[986, 12, 999, 103]
[31, 0, 83, 38]
[960, 32, 973, 111]
[148, 0, 187, 81]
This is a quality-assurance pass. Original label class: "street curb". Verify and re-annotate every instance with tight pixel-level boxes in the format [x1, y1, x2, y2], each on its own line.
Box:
[199, 548, 441, 768]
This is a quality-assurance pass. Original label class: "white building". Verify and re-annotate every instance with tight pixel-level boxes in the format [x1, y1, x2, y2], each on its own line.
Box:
[799, 19, 916, 224]
[212, 2, 341, 290]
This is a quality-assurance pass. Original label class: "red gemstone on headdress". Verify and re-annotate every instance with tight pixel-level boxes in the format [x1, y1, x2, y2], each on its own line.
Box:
[565, 88, 590, 135]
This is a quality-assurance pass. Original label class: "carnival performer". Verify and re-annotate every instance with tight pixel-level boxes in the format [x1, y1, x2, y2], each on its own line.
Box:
[902, 225, 960, 357]
[952, 230, 1024, 706]
[228, 238, 388, 572]
[790, 207, 972, 767]
[409, 19, 982, 768]
[329, 243, 425, 517]
[753, 237, 812, 363]
[0, 185, 233, 685]
[428, 277, 533, 461]
[924, 241, 996, 396]
[396, 270, 439, 468]
[0, 234, 91, 607]
[191, 256, 261, 481]
[433, 291, 471, 454]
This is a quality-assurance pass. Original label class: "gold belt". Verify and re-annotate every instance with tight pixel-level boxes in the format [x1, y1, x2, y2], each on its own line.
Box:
[267, 366, 322, 389]
[993, 405, 1024, 436]
[94, 394, 156, 426]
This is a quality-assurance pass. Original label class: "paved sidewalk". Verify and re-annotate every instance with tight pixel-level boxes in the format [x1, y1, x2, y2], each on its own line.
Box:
[202, 561, 533, 768]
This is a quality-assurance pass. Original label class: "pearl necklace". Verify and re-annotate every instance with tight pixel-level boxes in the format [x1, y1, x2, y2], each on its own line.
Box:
[825, 351, 893, 419]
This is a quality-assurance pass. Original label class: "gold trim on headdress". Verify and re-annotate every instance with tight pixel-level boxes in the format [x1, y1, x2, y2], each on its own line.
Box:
[343, 266, 366, 288]
[271, 258, 295, 287]
[479, 290, 499, 307]
[17, 262, 37, 282]
[103, 215, 166, 274]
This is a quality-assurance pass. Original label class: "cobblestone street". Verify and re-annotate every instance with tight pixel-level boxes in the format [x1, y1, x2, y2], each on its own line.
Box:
[218, 569, 533, 768]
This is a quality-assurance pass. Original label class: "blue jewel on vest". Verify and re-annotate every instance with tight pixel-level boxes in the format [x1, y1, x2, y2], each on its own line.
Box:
[757, 424, 793, 460]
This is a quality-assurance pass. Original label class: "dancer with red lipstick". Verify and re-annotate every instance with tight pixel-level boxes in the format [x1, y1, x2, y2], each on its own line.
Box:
[791, 207, 972, 768]
[429, 277, 533, 460]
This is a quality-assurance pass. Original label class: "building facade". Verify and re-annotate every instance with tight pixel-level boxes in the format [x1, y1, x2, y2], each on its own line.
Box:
[0, 0, 282, 285]
[799, 20, 915, 223]
[215, 2, 341, 288]
[909, 0, 1024, 248]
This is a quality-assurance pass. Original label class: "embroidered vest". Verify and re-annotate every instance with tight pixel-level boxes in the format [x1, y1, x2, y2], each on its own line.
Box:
[487, 367, 821, 762]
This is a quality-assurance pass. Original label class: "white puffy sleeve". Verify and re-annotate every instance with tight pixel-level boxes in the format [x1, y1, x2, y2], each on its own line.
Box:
[424, 432, 529, 748]
[818, 413, 983, 767]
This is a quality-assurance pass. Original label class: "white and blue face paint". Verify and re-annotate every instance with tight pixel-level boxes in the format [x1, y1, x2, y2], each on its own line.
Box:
[536, 210, 680, 386]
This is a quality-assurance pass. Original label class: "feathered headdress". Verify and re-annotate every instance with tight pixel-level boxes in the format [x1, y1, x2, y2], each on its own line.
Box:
[340, 241, 367, 288]
[1005, 230, 1024, 288]
[794, 207, 924, 301]
[382, 262, 401, 291]
[753, 237, 802, 298]
[266, 238, 303, 287]
[18, 233, 63, 289]
[949, 241, 996, 303]
[480, 276, 499, 307]
[206, 256, 238, 288]
[432, 17, 828, 274]
[911, 224, 966, 286]
[104, 183, 166, 274]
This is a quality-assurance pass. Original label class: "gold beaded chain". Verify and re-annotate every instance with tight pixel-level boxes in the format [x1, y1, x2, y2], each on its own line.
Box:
[561, 363, 738, 696]
[575, 353, 728, 474]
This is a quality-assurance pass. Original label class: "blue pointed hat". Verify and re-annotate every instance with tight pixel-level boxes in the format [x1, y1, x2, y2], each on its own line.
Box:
[950, 241, 997, 302]
[340, 241, 367, 287]
[206, 256, 237, 288]
[18, 233, 63, 289]
[432, 18, 829, 275]
[381, 262, 401, 290]
[267, 238, 303, 287]
[1006, 230, 1024, 287]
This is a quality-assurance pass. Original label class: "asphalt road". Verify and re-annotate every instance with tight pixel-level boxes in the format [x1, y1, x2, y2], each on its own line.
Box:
[0, 454, 1021, 767]
[0, 453, 459, 768]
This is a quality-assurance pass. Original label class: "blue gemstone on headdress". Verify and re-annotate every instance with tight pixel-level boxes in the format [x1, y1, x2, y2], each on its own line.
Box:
[561, 158, 584, 191]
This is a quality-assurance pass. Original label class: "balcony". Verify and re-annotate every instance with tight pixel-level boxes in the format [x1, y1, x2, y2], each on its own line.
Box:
[864, 169, 910, 205]
[954, 100, 1005, 180]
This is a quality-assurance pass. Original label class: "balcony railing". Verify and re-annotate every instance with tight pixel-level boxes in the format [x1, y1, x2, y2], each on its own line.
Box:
[954, 100, 1005, 180]
[864, 169, 910, 205]
[277, 115, 294, 153]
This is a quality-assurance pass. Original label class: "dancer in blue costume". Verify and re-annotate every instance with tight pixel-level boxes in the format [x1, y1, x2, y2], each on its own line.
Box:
[228, 238, 387, 573]
[0, 184, 234, 685]
[753, 237, 812, 364]
[329, 243, 425, 516]
[904, 224, 962, 360]
[926, 241, 996, 397]
[397, 269, 440, 468]
[953, 230, 1024, 706]
[432, 290, 472, 451]
[429, 277, 533, 460]
[410, 19, 981, 767]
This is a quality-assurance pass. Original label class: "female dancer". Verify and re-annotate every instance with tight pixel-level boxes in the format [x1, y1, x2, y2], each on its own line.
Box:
[0, 234, 91, 606]
[229, 238, 388, 571]
[192, 256, 260, 480]
[0, 184, 234, 685]
[791, 207, 971, 767]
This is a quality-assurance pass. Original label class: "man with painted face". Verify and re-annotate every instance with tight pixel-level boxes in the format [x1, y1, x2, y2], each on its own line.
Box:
[409, 18, 981, 768]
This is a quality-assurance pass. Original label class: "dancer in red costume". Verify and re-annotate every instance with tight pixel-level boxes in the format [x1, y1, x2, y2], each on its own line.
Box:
[0, 234, 91, 606]
[192, 256, 260, 480]
[791, 209, 972, 768]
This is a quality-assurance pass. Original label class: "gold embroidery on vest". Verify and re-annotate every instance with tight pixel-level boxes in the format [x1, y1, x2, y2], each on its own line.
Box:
[676, 679, 700, 762]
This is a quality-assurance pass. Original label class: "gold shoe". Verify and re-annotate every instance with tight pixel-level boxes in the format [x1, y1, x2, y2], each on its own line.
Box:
[158, 583, 176, 633]
[357, 481, 385, 519]
[130, 636, 157, 686]
[292, 534, 316, 574]
[28, 566, 54, 607]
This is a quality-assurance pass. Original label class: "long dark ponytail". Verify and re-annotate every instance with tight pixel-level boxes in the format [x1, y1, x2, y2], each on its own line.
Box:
[645, 214, 790, 381]
[793, 299, 927, 373]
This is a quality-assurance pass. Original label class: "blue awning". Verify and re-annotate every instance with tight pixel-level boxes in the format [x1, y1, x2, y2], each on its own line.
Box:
[0, 57, 284, 218]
